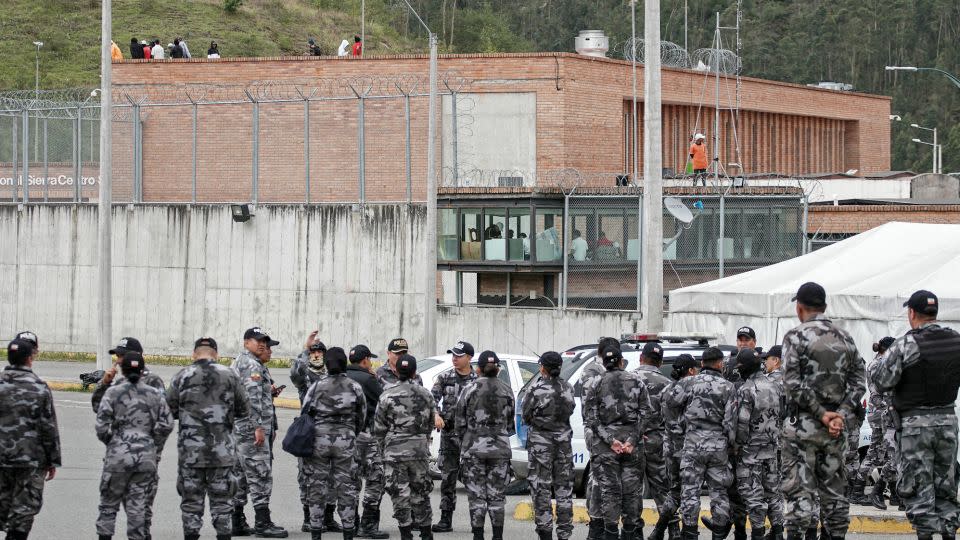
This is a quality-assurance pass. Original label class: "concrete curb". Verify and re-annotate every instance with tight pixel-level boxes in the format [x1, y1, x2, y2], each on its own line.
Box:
[48, 380, 303, 410]
[512, 502, 916, 534]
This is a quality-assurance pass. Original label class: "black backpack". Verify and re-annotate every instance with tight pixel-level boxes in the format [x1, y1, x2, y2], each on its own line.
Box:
[282, 408, 316, 458]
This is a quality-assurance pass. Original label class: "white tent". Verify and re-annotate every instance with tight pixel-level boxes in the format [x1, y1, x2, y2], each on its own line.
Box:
[668, 222, 960, 354]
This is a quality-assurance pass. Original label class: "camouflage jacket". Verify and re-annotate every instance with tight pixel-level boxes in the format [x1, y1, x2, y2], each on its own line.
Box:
[865, 354, 892, 425]
[722, 355, 745, 387]
[662, 381, 688, 445]
[92, 370, 165, 412]
[580, 359, 606, 448]
[455, 376, 515, 459]
[582, 367, 654, 456]
[520, 374, 575, 446]
[303, 373, 366, 436]
[373, 380, 437, 460]
[0, 366, 61, 469]
[633, 364, 672, 434]
[432, 368, 478, 433]
[734, 370, 783, 461]
[291, 351, 325, 404]
[782, 314, 866, 424]
[96, 380, 174, 472]
[767, 369, 784, 385]
[376, 364, 423, 391]
[664, 367, 736, 449]
[232, 351, 274, 433]
[166, 359, 250, 468]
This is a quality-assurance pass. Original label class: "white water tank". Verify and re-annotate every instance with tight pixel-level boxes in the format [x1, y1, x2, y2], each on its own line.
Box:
[575, 30, 609, 58]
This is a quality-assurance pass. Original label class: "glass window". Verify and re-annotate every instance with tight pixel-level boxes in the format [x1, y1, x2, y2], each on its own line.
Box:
[438, 209, 459, 261]
[507, 209, 531, 261]
[595, 209, 628, 262]
[483, 208, 507, 261]
[568, 209, 593, 262]
[461, 208, 482, 261]
[517, 361, 540, 384]
[535, 209, 563, 262]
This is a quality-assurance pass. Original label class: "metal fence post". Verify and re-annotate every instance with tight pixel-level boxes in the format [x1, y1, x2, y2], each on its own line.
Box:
[21, 109, 29, 203]
[11, 117, 18, 202]
[134, 103, 143, 203]
[451, 92, 459, 186]
[801, 195, 809, 254]
[245, 92, 259, 205]
[358, 95, 366, 204]
[718, 192, 726, 278]
[304, 98, 310, 204]
[42, 118, 48, 202]
[405, 94, 412, 203]
[75, 107, 82, 202]
[562, 192, 571, 309]
[191, 102, 197, 203]
[636, 193, 643, 312]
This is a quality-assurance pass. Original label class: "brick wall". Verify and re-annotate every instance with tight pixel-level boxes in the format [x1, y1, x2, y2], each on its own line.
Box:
[809, 205, 960, 234]
[112, 53, 891, 202]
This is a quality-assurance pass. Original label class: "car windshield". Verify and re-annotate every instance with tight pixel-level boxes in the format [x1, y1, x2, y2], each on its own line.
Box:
[418, 358, 442, 372]
[560, 354, 592, 380]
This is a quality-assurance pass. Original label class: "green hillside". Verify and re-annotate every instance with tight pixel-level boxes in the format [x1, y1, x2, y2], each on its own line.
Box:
[1, 0, 958, 173]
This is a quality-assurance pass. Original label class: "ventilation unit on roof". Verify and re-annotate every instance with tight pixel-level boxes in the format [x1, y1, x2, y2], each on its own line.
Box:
[808, 82, 854, 91]
[575, 30, 609, 58]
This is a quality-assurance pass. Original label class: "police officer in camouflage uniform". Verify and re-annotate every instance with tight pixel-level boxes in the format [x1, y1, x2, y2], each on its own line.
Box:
[231, 327, 287, 538]
[95, 352, 174, 540]
[763, 346, 783, 383]
[521, 351, 576, 540]
[0, 338, 61, 540]
[581, 337, 622, 540]
[664, 346, 737, 540]
[302, 347, 367, 540]
[90, 337, 167, 537]
[167, 337, 250, 540]
[431, 341, 478, 533]
[346, 345, 389, 539]
[583, 345, 654, 540]
[376, 338, 423, 390]
[664, 354, 699, 540]
[871, 290, 960, 540]
[731, 349, 784, 540]
[456, 350, 516, 540]
[291, 333, 344, 534]
[853, 337, 898, 509]
[781, 282, 865, 540]
[634, 342, 679, 540]
[374, 354, 438, 540]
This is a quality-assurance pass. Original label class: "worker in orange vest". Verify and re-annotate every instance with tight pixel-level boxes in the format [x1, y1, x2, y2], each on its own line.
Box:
[689, 133, 709, 186]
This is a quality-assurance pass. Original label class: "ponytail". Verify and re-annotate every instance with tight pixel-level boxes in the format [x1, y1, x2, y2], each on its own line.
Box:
[126, 372, 142, 385]
[546, 365, 561, 378]
[482, 363, 499, 377]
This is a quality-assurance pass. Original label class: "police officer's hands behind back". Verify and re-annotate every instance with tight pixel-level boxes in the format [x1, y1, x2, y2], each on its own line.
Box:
[254, 426, 266, 447]
[820, 411, 844, 438]
[434, 413, 444, 431]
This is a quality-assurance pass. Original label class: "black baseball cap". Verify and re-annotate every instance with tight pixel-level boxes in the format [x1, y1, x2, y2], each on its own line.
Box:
[243, 327, 268, 341]
[673, 353, 699, 372]
[792, 282, 827, 308]
[388, 338, 409, 353]
[121, 351, 145, 373]
[447, 341, 475, 357]
[477, 350, 501, 369]
[701, 347, 724, 363]
[349, 344, 377, 363]
[7, 339, 34, 365]
[194, 337, 218, 351]
[761, 345, 782, 359]
[641, 342, 663, 361]
[736, 326, 756, 340]
[878, 337, 895, 350]
[599, 344, 623, 362]
[539, 351, 563, 369]
[309, 340, 327, 352]
[396, 354, 417, 378]
[109, 337, 144, 356]
[904, 290, 938, 316]
[261, 335, 280, 347]
[735, 347, 761, 367]
[14, 331, 38, 347]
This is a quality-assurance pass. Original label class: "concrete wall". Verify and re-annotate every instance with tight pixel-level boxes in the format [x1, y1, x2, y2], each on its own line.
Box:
[911, 174, 960, 199]
[0, 204, 639, 358]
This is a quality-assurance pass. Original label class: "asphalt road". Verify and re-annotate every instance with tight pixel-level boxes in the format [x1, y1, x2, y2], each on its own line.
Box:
[31, 391, 913, 539]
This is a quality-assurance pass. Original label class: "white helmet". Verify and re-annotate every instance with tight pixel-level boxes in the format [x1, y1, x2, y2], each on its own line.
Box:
[694, 133, 705, 140]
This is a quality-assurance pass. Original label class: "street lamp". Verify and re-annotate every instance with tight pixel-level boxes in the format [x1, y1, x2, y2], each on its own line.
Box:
[886, 65, 960, 90]
[398, 0, 439, 356]
[910, 123, 940, 174]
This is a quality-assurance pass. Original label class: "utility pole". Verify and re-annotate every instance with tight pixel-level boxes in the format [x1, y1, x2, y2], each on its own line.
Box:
[97, 0, 113, 370]
[33, 41, 43, 161]
[641, 0, 664, 331]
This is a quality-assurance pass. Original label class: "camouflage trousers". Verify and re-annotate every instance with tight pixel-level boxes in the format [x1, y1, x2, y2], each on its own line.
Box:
[527, 441, 575, 538]
[232, 438, 273, 508]
[593, 451, 644, 531]
[298, 457, 336, 506]
[355, 430, 385, 508]
[857, 423, 897, 484]
[461, 456, 511, 528]
[304, 435, 359, 530]
[679, 443, 732, 527]
[665, 435, 684, 521]
[781, 418, 849, 535]
[384, 459, 433, 528]
[843, 416, 864, 480]
[437, 434, 463, 512]
[644, 432, 677, 520]
[585, 458, 603, 520]
[96, 470, 156, 539]
[897, 414, 960, 535]
[0, 466, 46, 535]
[735, 457, 784, 529]
[727, 459, 748, 528]
[177, 465, 236, 536]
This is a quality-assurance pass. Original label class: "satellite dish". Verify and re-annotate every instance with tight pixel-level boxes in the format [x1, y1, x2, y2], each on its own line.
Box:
[664, 197, 694, 224]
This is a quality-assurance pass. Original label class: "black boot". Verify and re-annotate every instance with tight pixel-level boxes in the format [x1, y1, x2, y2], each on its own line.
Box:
[587, 519, 605, 540]
[785, 528, 802, 540]
[185, 535, 201, 540]
[324, 505, 343, 533]
[804, 527, 818, 540]
[869, 480, 888, 511]
[603, 526, 621, 540]
[942, 526, 956, 540]
[432, 510, 454, 533]
[752, 526, 766, 540]
[99, 536, 112, 540]
[471, 526, 484, 540]
[768, 525, 784, 540]
[888, 485, 904, 510]
[302, 505, 312, 533]
[419, 526, 434, 539]
[217, 536, 232, 540]
[648, 514, 671, 540]
[312, 527, 324, 540]
[667, 522, 681, 540]
[398, 526, 414, 540]
[356, 505, 389, 539]
[848, 479, 869, 506]
[343, 529, 355, 540]
[233, 505, 253, 537]
[734, 522, 747, 540]
[623, 526, 639, 540]
[681, 523, 699, 540]
[492, 525, 504, 540]
[253, 505, 289, 538]
[536, 529, 553, 540]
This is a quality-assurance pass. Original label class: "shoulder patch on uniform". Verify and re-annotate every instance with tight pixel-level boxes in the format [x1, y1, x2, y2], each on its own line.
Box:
[251, 373, 262, 382]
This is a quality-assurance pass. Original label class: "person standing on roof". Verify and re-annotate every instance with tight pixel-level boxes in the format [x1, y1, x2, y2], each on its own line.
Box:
[689, 133, 709, 187]
[352, 35, 363, 57]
